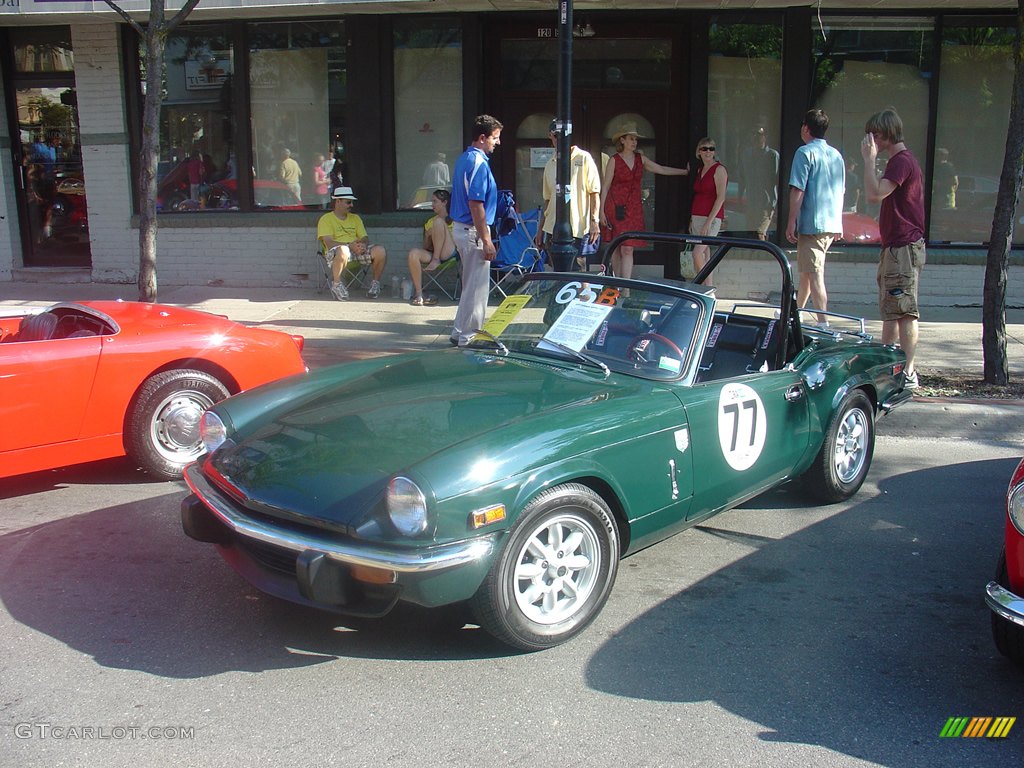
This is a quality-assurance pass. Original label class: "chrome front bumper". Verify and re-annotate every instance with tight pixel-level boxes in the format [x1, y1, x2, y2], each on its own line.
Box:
[183, 462, 496, 574]
[985, 581, 1024, 627]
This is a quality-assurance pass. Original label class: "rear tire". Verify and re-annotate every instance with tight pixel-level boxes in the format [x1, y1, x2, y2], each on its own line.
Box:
[125, 369, 229, 480]
[992, 550, 1024, 667]
[802, 389, 874, 503]
[470, 483, 619, 651]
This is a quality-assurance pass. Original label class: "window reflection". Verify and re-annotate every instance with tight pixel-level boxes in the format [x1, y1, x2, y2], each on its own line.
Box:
[13, 27, 74, 73]
[932, 25, 1017, 244]
[813, 17, 934, 245]
[153, 25, 236, 213]
[393, 19, 462, 210]
[249, 21, 346, 211]
[707, 20, 783, 240]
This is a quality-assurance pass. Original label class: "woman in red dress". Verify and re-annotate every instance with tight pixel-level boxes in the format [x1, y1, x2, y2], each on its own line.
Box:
[689, 137, 728, 286]
[599, 122, 688, 278]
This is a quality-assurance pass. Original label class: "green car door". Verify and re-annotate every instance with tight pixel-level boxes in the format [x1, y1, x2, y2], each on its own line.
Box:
[679, 369, 810, 520]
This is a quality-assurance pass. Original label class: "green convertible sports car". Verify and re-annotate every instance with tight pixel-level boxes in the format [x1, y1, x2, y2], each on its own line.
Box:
[181, 233, 911, 651]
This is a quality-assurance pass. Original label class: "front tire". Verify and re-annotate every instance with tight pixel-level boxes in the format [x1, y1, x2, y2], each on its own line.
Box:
[802, 389, 875, 502]
[470, 483, 619, 651]
[125, 369, 230, 480]
[992, 550, 1024, 666]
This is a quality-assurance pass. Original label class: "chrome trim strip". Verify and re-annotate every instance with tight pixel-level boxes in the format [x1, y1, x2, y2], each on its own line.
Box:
[986, 581, 1024, 627]
[184, 463, 495, 573]
[880, 388, 913, 414]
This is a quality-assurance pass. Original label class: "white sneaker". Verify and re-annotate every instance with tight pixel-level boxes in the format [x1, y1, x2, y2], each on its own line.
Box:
[330, 280, 349, 301]
[367, 280, 381, 299]
[905, 369, 919, 389]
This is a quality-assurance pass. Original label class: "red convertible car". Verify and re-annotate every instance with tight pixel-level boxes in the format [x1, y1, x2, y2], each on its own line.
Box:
[0, 300, 306, 480]
[986, 457, 1024, 666]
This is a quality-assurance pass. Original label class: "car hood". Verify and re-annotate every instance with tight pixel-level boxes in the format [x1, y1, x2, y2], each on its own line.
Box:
[205, 350, 656, 526]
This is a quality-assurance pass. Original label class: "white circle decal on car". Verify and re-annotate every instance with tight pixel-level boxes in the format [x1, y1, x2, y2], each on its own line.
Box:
[717, 383, 767, 471]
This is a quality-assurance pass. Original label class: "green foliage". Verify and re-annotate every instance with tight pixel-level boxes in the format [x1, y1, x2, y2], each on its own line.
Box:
[709, 23, 783, 59]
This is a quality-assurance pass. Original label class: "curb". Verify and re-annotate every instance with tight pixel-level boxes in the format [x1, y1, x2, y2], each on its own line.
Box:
[878, 398, 1024, 444]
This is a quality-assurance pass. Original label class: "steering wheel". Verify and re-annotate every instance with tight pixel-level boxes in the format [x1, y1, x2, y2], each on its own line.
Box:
[626, 332, 685, 365]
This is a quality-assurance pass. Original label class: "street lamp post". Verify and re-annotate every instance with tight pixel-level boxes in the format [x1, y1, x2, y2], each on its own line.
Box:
[549, 0, 576, 272]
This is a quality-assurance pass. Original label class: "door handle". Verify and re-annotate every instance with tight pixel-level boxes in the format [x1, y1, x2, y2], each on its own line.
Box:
[784, 384, 804, 402]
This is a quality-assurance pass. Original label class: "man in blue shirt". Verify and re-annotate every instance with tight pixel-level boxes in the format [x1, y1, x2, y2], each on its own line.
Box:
[449, 114, 503, 347]
[785, 109, 845, 324]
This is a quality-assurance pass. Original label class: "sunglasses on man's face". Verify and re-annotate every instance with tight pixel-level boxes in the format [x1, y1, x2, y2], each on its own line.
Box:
[699, 146, 716, 152]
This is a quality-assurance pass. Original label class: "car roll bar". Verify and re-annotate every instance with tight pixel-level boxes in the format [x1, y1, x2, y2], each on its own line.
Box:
[603, 231, 802, 364]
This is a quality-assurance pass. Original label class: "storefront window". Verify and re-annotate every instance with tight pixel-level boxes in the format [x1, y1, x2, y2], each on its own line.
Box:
[12, 26, 74, 73]
[813, 17, 934, 244]
[393, 19, 462, 210]
[152, 25, 236, 213]
[514, 113, 554, 214]
[248, 21, 346, 211]
[707, 20, 783, 238]
[932, 25, 1017, 245]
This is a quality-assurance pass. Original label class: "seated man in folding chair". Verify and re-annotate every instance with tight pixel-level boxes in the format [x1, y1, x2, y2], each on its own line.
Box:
[406, 189, 458, 306]
[316, 185, 387, 301]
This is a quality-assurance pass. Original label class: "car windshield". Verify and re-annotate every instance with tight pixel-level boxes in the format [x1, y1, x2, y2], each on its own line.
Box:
[466, 275, 707, 381]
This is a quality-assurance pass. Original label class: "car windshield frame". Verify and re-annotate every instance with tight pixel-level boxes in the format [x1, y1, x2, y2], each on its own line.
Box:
[464, 273, 713, 382]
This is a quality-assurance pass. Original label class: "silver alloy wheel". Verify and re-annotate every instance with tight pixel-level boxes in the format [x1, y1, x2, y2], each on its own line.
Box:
[512, 511, 602, 625]
[149, 389, 216, 463]
[833, 406, 868, 484]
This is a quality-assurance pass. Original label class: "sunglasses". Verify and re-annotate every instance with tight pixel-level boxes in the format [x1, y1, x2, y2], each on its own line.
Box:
[699, 146, 716, 152]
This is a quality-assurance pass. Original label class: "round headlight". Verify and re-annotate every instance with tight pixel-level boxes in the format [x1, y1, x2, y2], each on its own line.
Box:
[387, 476, 428, 536]
[199, 410, 228, 454]
[1010, 480, 1024, 536]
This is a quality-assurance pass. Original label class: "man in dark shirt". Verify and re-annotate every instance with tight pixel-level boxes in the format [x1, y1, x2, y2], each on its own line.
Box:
[861, 107, 925, 389]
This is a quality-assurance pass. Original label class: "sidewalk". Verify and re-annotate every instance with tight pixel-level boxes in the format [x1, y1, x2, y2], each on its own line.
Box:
[2, 279, 1022, 377]
[3, 279, 1023, 443]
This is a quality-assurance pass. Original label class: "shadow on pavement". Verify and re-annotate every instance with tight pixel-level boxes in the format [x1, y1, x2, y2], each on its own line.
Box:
[586, 456, 1024, 768]
[0, 491, 513, 679]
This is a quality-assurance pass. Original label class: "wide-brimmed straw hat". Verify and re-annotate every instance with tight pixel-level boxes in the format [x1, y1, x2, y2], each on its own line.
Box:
[612, 121, 646, 143]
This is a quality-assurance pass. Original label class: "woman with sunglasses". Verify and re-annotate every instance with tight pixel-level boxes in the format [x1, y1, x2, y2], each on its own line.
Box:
[690, 138, 728, 286]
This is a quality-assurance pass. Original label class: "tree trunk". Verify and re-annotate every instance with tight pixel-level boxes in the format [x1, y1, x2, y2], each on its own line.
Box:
[104, 0, 200, 302]
[137, 22, 165, 302]
[983, 2, 1024, 385]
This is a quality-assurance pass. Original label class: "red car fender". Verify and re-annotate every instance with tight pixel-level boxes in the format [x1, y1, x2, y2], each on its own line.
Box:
[1004, 457, 1024, 592]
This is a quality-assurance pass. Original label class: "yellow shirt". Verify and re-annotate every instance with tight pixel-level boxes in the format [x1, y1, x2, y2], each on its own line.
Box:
[279, 156, 301, 185]
[317, 211, 367, 248]
[542, 146, 601, 238]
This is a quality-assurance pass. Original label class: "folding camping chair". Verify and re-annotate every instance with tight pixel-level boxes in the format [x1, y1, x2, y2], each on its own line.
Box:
[315, 241, 371, 294]
[490, 203, 543, 299]
[421, 253, 461, 300]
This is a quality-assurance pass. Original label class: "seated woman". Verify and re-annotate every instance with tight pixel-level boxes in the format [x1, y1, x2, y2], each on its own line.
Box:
[407, 189, 457, 306]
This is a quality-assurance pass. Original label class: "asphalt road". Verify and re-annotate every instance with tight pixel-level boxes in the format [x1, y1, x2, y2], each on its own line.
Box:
[1, 412, 1023, 767]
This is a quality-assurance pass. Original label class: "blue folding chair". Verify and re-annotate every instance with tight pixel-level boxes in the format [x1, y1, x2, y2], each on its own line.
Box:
[490, 207, 543, 298]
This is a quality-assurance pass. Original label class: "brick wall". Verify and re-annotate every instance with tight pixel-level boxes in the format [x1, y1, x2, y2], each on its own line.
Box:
[72, 23, 138, 282]
[0, 52, 17, 282]
[149, 224, 422, 289]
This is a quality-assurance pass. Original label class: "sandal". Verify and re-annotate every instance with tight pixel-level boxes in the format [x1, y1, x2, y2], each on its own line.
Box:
[410, 296, 424, 306]
[424, 257, 441, 272]
[423, 295, 438, 306]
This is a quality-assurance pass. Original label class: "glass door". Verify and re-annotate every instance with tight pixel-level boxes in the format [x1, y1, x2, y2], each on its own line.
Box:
[14, 82, 91, 267]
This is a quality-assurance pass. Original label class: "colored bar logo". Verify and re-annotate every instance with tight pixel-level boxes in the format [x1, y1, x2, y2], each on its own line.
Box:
[940, 716, 1016, 738]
